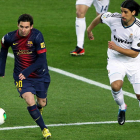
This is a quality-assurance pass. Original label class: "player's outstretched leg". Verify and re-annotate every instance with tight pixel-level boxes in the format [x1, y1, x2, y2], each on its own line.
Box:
[27, 104, 51, 139]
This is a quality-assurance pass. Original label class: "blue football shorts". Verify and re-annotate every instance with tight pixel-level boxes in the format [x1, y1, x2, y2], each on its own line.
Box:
[14, 78, 50, 98]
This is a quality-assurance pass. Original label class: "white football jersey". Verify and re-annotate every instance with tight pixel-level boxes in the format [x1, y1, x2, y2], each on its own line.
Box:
[101, 12, 140, 62]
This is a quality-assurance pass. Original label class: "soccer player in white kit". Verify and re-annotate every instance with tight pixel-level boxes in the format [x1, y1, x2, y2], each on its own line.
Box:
[87, 0, 140, 125]
[70, 0, 110, 56]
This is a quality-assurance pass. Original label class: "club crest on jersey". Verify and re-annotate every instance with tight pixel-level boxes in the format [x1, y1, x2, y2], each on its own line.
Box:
[40, 42, 45, 48]
[129, 34, 133, 40]
[137, 43, 140, 47]
[27, 41, 33, 47]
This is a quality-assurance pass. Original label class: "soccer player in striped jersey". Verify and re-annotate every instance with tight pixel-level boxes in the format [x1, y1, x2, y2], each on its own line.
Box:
[87, 0, 140, 125]
[0, 14, 51, 139]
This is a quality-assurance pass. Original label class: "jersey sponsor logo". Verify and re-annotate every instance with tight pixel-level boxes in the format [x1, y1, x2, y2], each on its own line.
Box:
[27, 41, 33, 47]
[137, 43, 140, 47]
[114, 35, 132, 44]
[17, 50, 32, 55]
[40, 42, 45, 48]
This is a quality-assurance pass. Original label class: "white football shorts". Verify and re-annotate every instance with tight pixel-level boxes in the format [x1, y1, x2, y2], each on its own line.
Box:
[107, 58, 140, 84]
[76, 0, 110, 14]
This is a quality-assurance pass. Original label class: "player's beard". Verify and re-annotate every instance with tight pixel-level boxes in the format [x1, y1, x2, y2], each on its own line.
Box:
[122, 16, 135, 27]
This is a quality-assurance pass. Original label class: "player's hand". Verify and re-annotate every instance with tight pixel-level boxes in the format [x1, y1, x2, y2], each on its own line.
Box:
[108, 41, 118, 51]
[87, 31, 94, 40]
[19, 73, 26, 80]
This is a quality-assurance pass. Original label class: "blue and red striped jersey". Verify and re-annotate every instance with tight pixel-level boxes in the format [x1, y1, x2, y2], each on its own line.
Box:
[0, 28, 50, 81]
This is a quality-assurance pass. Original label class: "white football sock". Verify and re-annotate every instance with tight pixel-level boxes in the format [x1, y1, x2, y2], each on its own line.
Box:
[111, 89, 126, 110]
[76, 17, 86, 49]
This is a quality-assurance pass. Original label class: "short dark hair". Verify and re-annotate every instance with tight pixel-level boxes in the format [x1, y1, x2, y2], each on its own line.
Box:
[121, 0, 140, 16]
[18, 14, 33, 25]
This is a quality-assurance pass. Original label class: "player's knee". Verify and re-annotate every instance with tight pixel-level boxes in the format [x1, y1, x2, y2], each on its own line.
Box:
[76, 10, 85, 18]
[111, 84, 121, 92]
[22, 92, 35, 106]
[136, 94, 140, 100]
[111, 81, 123, 92]
[39, 98, 47, 107]
[24, 99, 35, 106]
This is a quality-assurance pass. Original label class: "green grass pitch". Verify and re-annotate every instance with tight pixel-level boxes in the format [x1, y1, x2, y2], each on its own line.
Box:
[0, 0, 140, 139]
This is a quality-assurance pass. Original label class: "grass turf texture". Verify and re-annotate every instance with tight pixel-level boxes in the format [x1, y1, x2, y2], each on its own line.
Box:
[0, 0, 140, 139]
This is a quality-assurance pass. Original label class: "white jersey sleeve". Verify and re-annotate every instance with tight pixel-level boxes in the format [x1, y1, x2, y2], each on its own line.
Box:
[101, 12, 121, 27]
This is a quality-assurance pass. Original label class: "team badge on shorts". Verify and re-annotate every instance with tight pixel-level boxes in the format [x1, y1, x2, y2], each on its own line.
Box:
[18, 87, 22, 92]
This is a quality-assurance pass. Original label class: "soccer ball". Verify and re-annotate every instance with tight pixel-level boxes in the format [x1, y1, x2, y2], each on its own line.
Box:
[0, 108, 6, 125]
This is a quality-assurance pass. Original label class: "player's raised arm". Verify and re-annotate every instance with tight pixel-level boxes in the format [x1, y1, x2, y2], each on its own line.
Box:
[87, 14, 102, 40]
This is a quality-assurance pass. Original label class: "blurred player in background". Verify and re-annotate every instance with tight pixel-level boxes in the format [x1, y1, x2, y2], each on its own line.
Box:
[0, 14, 51, 139]
[87, 0, 140, 125]
[70, 0, 110, 56]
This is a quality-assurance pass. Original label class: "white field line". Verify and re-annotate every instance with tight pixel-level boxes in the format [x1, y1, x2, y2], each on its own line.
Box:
[7, 52, 136, 99]
[1, 120, 140, 131]
[4, 52, 137, 131]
